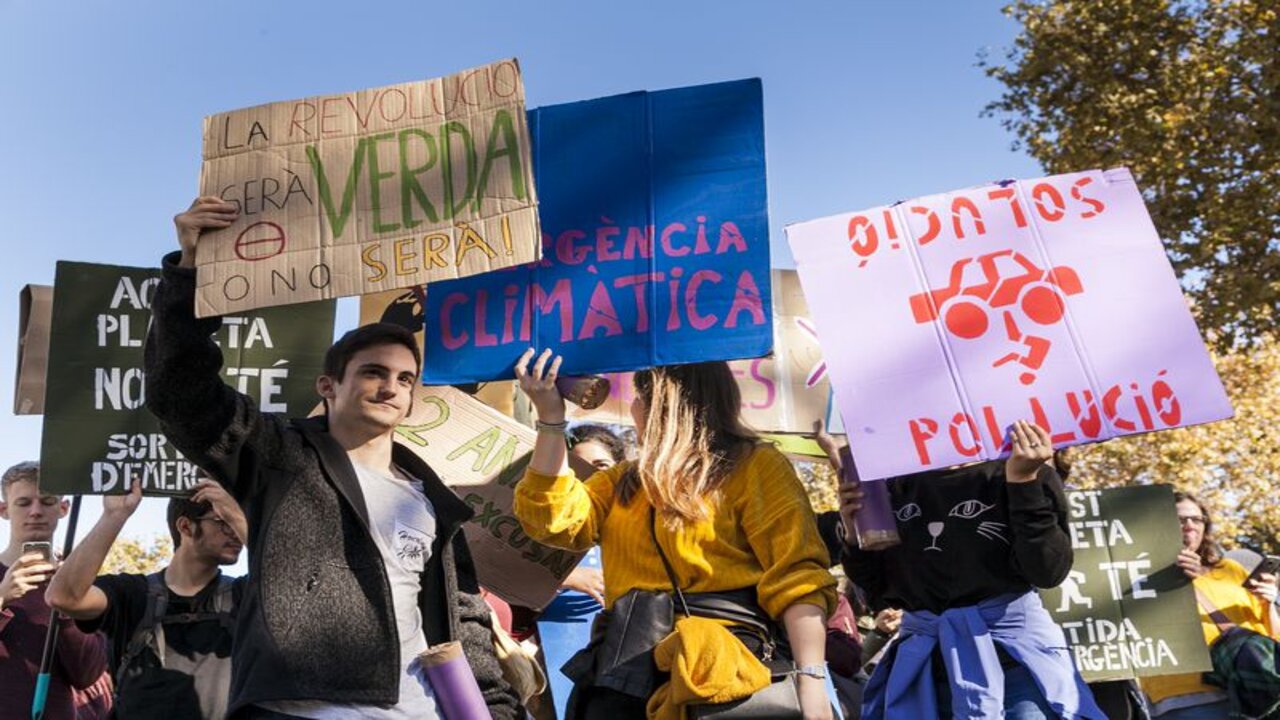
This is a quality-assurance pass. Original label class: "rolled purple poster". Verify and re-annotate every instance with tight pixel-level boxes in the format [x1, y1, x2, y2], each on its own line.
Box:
[419, 642, 488, 719]
[555, 375, 610, 410]
[838, 446, 900, 551]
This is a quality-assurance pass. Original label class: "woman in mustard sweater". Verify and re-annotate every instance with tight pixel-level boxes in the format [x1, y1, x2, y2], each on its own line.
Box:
[1140, 491, 1279, 718]
[512, 349, 837, 720]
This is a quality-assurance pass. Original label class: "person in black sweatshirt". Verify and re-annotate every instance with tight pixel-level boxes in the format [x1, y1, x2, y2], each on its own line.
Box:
[835, 419, 1103, 719]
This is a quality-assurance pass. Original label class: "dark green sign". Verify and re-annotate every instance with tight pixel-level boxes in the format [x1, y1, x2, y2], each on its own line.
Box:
[1039, 484, 1211, 681]
[39, 261, 335, 496]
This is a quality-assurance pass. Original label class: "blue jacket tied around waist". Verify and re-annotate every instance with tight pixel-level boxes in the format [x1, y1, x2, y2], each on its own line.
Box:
[862, 591, 1104, 719]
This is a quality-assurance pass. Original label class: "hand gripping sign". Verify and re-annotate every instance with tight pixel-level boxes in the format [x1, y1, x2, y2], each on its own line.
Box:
[786, 168, 1233, 481]
[195, 59, 540, 318]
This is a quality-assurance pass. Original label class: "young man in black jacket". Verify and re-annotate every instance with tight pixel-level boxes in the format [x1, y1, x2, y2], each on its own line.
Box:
[143, 197, 522, 719]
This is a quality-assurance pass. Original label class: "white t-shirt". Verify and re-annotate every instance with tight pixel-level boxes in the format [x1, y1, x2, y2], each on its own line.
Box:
[264, 462, 440, 719]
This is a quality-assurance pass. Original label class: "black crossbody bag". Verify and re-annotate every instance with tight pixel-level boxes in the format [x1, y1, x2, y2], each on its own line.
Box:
[561, 509, 805, 718]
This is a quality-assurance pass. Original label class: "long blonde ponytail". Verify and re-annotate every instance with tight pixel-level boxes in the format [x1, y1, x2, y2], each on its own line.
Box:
[618, 361, 757, 524]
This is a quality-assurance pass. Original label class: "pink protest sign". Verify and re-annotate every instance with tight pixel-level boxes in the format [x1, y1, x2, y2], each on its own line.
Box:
[786, 168, 1233, 481]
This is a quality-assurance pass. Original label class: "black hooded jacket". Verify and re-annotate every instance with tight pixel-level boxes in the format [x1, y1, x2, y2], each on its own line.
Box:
[144, 253, 521, 718]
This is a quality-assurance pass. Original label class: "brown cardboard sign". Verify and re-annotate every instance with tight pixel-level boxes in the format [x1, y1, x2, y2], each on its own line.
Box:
[14, 284, 53, 415]
[395, 385, 581, 609]
[196, 58, 540, 318]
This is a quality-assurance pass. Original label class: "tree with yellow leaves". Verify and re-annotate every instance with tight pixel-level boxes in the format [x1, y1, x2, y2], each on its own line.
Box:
[101, 534, 172, 575]
[982, 0, 1278, 348]
[1068, 336, 1280, 553]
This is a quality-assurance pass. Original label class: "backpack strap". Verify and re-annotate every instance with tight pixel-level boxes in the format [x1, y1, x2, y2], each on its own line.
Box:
[154, 573, 237, 630]
[115, 571, 170, 683]
[1194, 587, 1236, 635]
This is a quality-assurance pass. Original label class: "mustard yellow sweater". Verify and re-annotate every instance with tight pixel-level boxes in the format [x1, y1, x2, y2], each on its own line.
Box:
[513, 443, 838, 620]
[1141, 559, 1277, 705]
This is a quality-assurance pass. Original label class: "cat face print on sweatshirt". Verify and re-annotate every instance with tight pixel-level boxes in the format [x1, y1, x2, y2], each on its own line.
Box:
[894, 497, 1010, 552]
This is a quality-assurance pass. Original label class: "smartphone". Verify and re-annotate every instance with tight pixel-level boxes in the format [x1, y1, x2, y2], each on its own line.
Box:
[21, 541, 53, 562]
[1244, 555, 1280, 587]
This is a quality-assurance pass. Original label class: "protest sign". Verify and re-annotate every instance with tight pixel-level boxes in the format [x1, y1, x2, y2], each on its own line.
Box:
[390, 384, 582, 609]
[14, 284, 52, 415]
[358, 287, 516, 416]
[195, 58, 539, 318]
[39, 261, 334, 496]
[1039, 485, 1210, 681]
[562, 270, 830, 433]
[787, 168, 1233, 480]
[421, 79, 772, 383]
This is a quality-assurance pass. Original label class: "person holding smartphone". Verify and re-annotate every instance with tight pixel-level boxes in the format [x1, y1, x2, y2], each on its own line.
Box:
[1140, 491, 1280, 718]
[0, 461, 108, 720]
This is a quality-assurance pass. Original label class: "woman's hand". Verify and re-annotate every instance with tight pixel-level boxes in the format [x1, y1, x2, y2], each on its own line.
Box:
[874, 608, 903, 636]
[797, 675, 833, 720]
[837, 483, 864, 546]
[811, 420, 843, 473]
[514, 348, 566, 423]
[561, 566, 605, 606]
[1006, 420, 1053, 483]
[1246, 572, 1278, 604]
[1176, 548, 1205, 580]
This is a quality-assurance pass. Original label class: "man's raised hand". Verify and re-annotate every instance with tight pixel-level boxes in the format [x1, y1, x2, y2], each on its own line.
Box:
[101, 480, 144, 519]
[174, 197, 238, 268]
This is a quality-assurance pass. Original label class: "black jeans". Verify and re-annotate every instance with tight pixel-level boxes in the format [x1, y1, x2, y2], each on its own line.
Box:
[569, 684, 648, 720]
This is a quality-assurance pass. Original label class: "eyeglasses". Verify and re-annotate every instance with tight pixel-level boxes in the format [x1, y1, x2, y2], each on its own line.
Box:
[195, 516, 233, 534]
[1177, 515, 1206, 527]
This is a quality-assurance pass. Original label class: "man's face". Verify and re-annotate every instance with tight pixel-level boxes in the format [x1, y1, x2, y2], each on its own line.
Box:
[318, 343, 418, 433]
[187, 515, 243, 566]
[0, 480, 68, 544]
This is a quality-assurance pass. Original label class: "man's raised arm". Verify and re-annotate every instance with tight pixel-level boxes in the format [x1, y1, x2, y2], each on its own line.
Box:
[46, 483, 142, 620]
[144, 197, 283, 498]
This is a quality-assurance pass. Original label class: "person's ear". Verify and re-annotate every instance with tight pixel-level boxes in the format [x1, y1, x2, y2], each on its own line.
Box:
[58, 498, 70, 519]
[316, 374, 336, 400]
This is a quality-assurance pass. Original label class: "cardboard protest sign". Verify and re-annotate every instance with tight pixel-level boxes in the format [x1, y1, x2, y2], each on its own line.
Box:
[421, 79, 772, 383]
[14, 284, 53, 415]
[787, 168, 1233, 480]
[563, 270, 830, 433]
[195, 58, 539, 318]
[358, 287, 516, 416]
[391, 384, 582, 609]
[39, 262, 334, 496]
[1040, 485, 1210, 681]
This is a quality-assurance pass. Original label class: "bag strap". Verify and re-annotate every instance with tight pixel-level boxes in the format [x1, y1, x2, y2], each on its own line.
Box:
[1194, 587, 1236, 634]
[116, 571, 170, 681]
[650, 507, 691, 618]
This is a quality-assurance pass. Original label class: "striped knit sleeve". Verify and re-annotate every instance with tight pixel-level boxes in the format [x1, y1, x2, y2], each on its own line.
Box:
[512, 462, 621, 552]
[739, 446, 838, 619]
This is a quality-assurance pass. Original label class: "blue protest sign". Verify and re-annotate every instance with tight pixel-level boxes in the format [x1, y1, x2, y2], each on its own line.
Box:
[422, 79, 771, 383]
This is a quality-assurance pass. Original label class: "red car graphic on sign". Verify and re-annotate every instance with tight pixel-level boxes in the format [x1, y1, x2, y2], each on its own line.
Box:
[908, 250, 1084, 386]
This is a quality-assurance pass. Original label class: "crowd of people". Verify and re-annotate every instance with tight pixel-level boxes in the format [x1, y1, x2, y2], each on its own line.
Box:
[1, 197, 1277, 720]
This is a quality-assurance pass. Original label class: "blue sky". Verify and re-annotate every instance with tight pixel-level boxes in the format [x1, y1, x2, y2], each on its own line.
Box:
[0, 1, 1042, 556]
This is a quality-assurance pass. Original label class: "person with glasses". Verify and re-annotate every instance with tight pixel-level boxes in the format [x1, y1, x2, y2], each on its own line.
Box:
[47, 477, 247, 719]
[1139, 491, 1280, 718]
